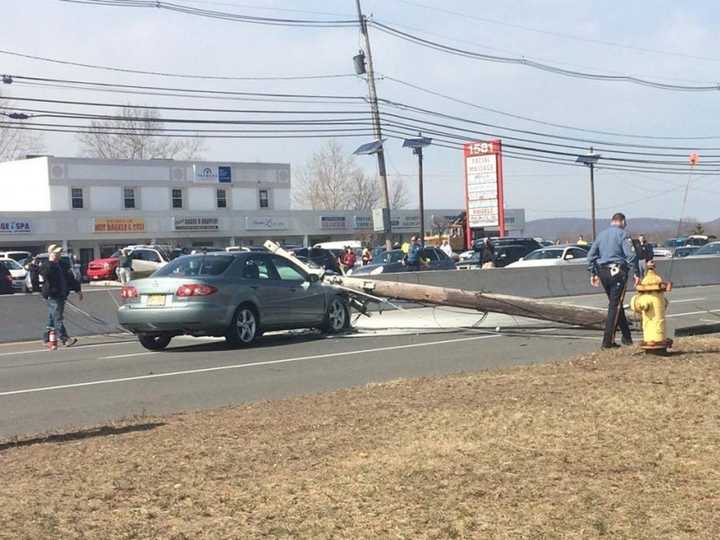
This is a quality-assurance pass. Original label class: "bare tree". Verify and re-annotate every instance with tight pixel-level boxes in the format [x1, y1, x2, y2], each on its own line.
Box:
[294, 139, 408, 210]
[77, 105, 205, 160]
[0, 93, 44, 161]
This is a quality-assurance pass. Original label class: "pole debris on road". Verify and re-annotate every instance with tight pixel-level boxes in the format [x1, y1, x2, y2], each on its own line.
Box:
[264, 241, 606, 329]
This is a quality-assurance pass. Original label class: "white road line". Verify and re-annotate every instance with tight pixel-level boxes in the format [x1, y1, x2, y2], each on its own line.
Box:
[0, 334, 500, 397]
[101, 352, 157, 360]
[667, 309, 720, 319]
[670, 298, 706, 303]
[0, 341, 137, 358]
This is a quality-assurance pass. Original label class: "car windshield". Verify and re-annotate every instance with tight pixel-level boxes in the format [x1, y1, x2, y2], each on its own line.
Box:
[525, 249, 563, 260]
[0, 259, 22, 270]
[695, 243, 720, 255]
[380, 250, 405, 264]
[153, 255, 234, 277]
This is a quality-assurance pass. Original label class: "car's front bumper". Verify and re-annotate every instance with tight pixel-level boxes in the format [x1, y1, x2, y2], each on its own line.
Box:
[117, 302, 230, 334]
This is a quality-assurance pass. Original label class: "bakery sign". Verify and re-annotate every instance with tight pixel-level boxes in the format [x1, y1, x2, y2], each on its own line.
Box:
[94, 218, 145, 233]
[173, 216, 220, 232]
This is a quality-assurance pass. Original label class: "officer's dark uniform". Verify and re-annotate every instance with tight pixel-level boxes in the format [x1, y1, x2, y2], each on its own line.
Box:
[587, 223, 639, 348]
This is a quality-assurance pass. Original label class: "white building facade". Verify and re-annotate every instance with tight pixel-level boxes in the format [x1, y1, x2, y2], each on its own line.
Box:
[0, 156, 524, 268]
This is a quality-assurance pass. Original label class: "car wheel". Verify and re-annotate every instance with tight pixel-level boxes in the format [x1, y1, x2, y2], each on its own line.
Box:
[138, 334, 171, 351]
[226, 304, 259, 347]
[321, 297, 350, 334]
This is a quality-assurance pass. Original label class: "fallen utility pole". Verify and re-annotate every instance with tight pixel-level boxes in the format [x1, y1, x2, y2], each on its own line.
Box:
[326, 275, 606, 329]
[264, 240, 605, 329]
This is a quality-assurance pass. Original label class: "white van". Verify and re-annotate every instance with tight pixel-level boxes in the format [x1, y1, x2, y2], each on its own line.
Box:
[313, 240, 362, 251]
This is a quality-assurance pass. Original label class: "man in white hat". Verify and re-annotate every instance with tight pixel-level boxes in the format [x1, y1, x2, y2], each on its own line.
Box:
[39, 244, 83, 347]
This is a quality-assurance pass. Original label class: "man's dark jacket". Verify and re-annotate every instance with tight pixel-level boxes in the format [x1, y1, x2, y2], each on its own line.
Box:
[40, 260, 81, 299]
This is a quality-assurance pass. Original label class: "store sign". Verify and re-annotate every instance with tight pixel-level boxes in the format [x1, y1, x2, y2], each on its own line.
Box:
[353, 215, 372, 229]
[193, 164, 233, 183]
[173, 216, 220, 232]
[246, 216, 288, 231]
[0, 219, 32, 234]
[392, 215, 421, 231]
[464, 140, 505, 231]
[94, 218, 145, 233]
[320, 216, 346, 230]
[218, 166, 232, 183]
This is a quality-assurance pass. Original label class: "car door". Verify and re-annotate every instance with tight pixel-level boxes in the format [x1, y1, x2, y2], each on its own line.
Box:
[130, 249, 160, 276]
[269, 255, 326, 325]
[227, 254, 288, 328]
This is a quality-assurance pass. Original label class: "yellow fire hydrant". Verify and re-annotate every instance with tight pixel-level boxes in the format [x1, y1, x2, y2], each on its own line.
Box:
[630, 262, 673, 355]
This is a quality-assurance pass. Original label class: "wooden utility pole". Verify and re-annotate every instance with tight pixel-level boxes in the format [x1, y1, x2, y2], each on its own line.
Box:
[328, 276, 606, 328]
[355, 0, 393, 250]
[264, 241, 606, 328]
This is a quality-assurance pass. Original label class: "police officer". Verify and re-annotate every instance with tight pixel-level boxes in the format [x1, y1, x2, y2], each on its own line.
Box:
[587, 212, 640, 349]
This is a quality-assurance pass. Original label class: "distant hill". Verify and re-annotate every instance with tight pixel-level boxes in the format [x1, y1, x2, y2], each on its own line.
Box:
[525, 217, 719, 242]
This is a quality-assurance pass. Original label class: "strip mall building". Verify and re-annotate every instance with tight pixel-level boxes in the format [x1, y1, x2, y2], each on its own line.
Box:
[0, 156, 525, 268]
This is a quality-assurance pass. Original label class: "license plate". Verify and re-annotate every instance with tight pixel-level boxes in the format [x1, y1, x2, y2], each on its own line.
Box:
[147, 295, 166, 307]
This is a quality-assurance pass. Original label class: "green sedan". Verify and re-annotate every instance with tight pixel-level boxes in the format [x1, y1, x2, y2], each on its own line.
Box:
[118, 252, 350, 350]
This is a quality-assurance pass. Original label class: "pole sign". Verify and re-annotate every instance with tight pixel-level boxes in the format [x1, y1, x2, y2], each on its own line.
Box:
[463, 139, 505, 247]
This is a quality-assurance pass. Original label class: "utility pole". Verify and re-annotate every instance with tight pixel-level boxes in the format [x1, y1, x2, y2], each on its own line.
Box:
[417, 141, 425, 244]
[355, 0, 393, 250]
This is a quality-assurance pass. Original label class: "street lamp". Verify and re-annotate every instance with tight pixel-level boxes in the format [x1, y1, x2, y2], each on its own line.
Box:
[354, 139, 393, 247]
[402, 134, 432, 245]
[576, 149, 602, 241]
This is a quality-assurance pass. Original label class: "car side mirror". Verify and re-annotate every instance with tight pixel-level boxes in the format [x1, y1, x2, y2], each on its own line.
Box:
[307, 273, 320, 283]
[565, 254, 574, 260]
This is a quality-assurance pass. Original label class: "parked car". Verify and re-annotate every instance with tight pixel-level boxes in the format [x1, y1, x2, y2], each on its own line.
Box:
[0, 258, 28, 291]
[349, 247, 455, 276]
[0, 263, 14, 294]
[649, 245, 672, 258]
[458, 241, 545, 270]
[117, 252, 351, 350]
[673, 246, 699, 258]
[0, 250, 32, 263]
[289, 247, 343, 274]
[24, 254, 82, 293]
[506, 245, 588, 268]
[689, 241, 720, 256]
[86, 245, 172, 281]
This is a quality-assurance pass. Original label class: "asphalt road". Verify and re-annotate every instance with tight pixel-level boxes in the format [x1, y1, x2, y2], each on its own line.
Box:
[1, 284, 719, 439]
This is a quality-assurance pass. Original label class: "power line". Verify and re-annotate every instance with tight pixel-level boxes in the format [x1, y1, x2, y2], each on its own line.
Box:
[0, 48, 357, 81]
[60, 0, 358, 27]
[394, 0, 720, 64]
[370, 21, 720, 92]
[5, 74, 365, 101]
[381, 75, 720, 141]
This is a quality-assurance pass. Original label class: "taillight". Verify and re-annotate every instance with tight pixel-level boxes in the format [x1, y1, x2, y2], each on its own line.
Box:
[121, 286, 139, 299]
[176, 284, 217, 297]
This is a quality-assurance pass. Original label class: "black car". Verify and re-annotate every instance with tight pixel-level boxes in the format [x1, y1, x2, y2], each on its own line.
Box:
[290, 247, 342, 273]
[0, 264, 14, 295]
[349, 247, 456, 275]
[459, 242, 541, 269]
[473, 236, 542, 252]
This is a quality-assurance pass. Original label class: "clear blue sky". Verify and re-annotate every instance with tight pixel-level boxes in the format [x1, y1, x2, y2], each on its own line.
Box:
[3, 0, 720, 221]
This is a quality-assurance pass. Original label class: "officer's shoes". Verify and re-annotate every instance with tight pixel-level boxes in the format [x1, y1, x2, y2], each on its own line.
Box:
[621, 336, 634, 346]
[601, 343, 621, 350]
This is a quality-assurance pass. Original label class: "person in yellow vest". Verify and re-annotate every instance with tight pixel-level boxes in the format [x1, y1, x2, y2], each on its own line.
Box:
[576, 235, 588, 246]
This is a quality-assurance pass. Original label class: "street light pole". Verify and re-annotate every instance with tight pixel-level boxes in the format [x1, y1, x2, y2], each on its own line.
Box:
[417, 145, 425, 244]
[576, 148, 601, 242]
[355, 0, 392, 250]
[402, 134, 432, 246]
[589, 160, 597, 241]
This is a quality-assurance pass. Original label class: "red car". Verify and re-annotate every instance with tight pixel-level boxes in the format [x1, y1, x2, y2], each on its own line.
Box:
[86, 251, 121, 281]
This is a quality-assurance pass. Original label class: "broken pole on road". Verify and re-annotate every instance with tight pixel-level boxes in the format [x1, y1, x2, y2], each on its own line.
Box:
[327, 275, 606, 329]
[263, 241, 605, 329]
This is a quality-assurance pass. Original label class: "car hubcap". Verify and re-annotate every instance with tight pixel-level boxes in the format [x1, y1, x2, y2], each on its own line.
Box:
[236, 309, 256, 342]
[329, 300, 345, 330]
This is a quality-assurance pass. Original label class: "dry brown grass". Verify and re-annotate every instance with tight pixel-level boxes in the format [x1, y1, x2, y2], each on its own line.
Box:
[2, 339, 720, 539]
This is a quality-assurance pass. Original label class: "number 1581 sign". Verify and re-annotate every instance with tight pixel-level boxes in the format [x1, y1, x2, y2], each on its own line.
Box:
[463, 139, 505, 241]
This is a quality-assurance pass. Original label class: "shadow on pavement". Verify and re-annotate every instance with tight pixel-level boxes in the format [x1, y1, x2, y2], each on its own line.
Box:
[0, 422, 166, 452]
